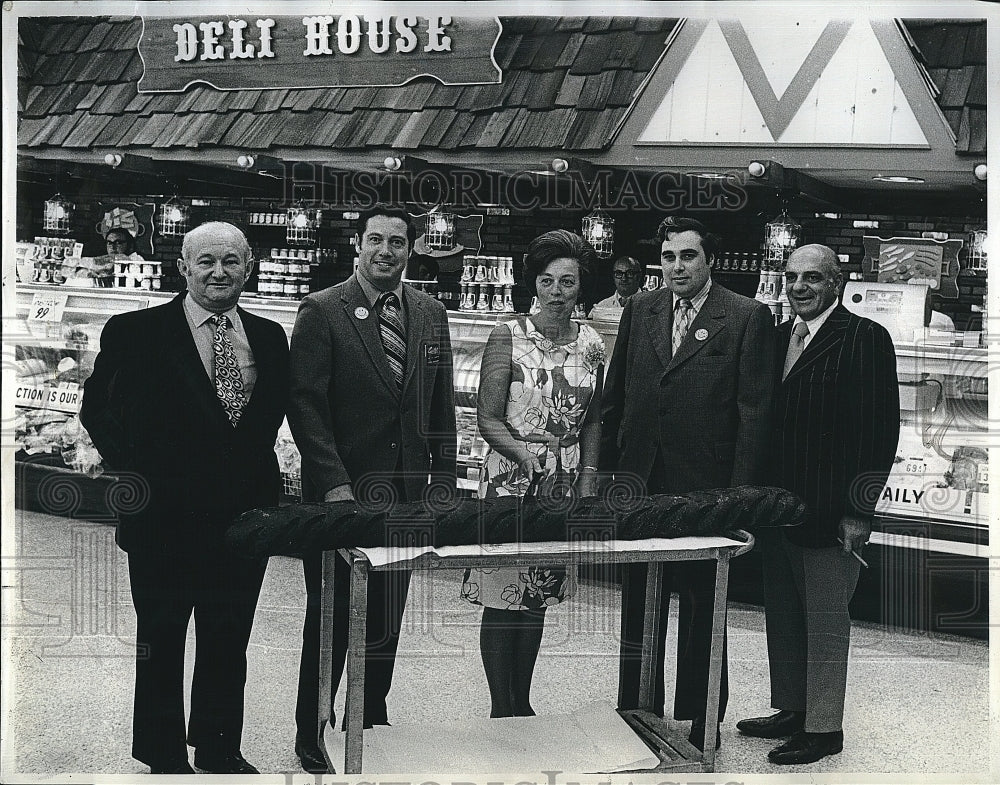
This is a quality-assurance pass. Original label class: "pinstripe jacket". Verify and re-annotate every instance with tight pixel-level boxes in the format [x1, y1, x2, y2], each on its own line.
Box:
[772, 304, 900, 547]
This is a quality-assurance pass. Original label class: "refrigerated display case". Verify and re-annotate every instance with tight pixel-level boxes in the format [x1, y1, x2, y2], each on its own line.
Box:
[10, 281, 991, 635]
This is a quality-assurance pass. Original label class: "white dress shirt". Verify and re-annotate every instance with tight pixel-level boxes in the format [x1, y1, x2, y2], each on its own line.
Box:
[182, 294, 257, 398]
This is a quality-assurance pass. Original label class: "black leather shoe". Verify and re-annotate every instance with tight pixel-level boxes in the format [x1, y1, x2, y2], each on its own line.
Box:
[768, 730, 844, 765]
[688, 718, 721, 752]
[193, 749, 259, 774]
[737, 709, 805, 738]
[295, 738, 329, 774]
[148, 760, 194, 774]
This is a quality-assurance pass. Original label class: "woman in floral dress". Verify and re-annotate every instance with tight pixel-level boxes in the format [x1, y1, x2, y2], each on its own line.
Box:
[461, 230, 605, 717]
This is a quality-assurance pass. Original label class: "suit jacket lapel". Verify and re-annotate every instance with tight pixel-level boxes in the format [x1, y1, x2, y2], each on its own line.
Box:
[402, 286, 427, 394]
[645, 291, 675, 371]
[665, 285, 726, 373]
[162, 293, 231, 428]
[782, 304, 850, 383]
[236, 306, 273, 426]
[340, 276, 400, 398]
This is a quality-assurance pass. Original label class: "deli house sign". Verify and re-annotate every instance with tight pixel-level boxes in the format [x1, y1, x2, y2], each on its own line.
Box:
[137, 15, 503, 91]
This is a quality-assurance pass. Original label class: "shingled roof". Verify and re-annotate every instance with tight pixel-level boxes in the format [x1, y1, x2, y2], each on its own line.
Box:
[17, 16, 986, 157]
[903, 19, 987, 155]
[17, 15, 677, 153]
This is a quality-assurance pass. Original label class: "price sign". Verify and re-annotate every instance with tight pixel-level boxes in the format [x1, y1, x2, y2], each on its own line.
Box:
[902, 458, 927, 474]
[28, 292, 68, 323]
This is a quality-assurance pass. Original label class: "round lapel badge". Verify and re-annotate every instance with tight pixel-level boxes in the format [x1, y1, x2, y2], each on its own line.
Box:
[354, 306, 369, 320]
[694, 328, 709, 341]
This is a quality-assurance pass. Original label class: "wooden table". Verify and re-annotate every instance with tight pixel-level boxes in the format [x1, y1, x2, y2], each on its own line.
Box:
[315, 532, 755, 774]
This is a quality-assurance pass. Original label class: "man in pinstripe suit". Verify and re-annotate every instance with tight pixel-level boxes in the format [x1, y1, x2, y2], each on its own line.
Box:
[737, 244, 899, 765]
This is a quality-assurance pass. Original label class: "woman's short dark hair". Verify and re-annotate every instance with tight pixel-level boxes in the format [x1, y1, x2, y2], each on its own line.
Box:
[522, 230, 597, 296]
[656, 215, 720, 261]
[356, 204, 417, 248]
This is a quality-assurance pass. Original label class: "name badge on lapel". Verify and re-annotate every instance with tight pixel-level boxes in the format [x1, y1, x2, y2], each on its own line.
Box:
[424, 343, 441, 364]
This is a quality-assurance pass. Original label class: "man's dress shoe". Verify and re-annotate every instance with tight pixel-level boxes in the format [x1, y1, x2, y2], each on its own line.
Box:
[148, 760, 194, 774]
[295, 738, 330, 774]
[736, 709, 805, 738]
[688, 717, 721, 751]
[193, 749, 259, 774]
[768, 730, 844, 765]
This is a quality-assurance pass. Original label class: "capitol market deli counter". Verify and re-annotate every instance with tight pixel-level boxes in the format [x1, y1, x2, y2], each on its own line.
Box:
[12, 282, 988, 637]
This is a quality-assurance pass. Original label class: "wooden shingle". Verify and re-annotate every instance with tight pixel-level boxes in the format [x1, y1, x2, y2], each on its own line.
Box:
[967, 65, 986, 106]
[577, 72, 617, 111]
[608, 70, 637, 107]
[188, 114, 236, 146]
[78, 22, 114, 52]
[938, 26, 969, 69]
[59, 23, 94, 54]
[554, 18, 587, 32]
[555, 73, 586, 107]
[420, 111, 459, 147]
[475, 109, 520, 148]
[96, 113, 139, 146]
[498, 108, 531, 147]
[509, 34, 547, 70]
[458, 113, 492, 148]
[42, 110, 86, 147]
[555, 32, 587, 69]
[964, 24, 986, 65]
[525, 69, 565, 110]
[91, 82, 137, 114]
[968, 109, 986, 154]
[393, 110, 440, 149]
[569, 33, 615, 76]
[939, 66, 975, 109]
[218, 113, 259, 147]
[61, 113, 112, 147]
[493, 34, 522, 71]
[582, 18, 614, 34]
[535, 107, 576, 147]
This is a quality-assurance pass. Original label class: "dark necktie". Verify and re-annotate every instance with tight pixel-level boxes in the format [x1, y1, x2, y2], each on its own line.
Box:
[210, 313, 247, 426]
[377, 292, 406, 390]
[783, 321, 810, 380]
[672, 298, 693, 353]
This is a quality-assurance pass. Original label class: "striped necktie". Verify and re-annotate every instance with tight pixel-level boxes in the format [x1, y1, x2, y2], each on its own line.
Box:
[210, 313, 247, 426]
[783, 321, 810, 380]
[377, 291, 406, 390]
[672, 298, 693, 353]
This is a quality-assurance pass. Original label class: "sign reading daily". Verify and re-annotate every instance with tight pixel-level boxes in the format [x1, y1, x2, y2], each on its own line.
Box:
[137, 15, 503, 92]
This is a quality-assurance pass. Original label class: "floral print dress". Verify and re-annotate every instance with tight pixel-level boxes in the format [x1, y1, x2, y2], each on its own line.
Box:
[460, 317, 605, 610]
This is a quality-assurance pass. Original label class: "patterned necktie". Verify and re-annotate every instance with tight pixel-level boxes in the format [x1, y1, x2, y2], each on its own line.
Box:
[672, 298, 693, 353]
[377, 292, 406, 390]
[783, 321, 810, 380]
[210, 313, 247, 426]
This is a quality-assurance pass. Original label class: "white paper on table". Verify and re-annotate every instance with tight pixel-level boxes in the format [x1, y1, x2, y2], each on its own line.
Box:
[357, 535, 744, 567]
[324, 700, 659, 775]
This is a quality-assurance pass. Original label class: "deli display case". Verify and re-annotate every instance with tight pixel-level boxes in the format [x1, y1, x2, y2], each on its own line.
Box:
[10, 280, 990, 635]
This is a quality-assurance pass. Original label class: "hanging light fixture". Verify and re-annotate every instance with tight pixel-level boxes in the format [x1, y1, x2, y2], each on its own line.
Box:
[582, 208, 614, 259]
[43, 193, 75, 234]
[424, 207, 456, 251]
[158, 197, 190, 237]
[967, 228, 988, 274]
[286, 203, 322, 245]
[763, 207, 801, 271]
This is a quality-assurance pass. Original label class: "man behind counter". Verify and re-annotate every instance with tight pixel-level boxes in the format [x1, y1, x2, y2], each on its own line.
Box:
[589, 255, 643, 320]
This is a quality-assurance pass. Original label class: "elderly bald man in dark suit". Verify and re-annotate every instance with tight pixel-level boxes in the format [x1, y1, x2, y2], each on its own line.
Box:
[737, 244, 899, 764]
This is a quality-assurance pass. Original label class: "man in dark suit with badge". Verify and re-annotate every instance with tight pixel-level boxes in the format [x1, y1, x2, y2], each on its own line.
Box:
[289, 205, 456, 772]
[600, 215, 777, 751]
[737, 244, 899, 764]
[81, 222, 288, 775]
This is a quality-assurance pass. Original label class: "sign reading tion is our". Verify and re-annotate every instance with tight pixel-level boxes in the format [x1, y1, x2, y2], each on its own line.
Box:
[137, 15, 503, 92]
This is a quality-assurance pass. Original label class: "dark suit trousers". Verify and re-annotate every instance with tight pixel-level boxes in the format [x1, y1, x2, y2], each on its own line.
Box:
[761, 533, 861, 732]
[617, 456, 729, 721]
[296, 550, 411, 738]
[127, 543, 266, 766]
